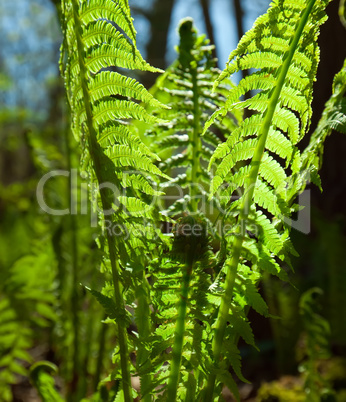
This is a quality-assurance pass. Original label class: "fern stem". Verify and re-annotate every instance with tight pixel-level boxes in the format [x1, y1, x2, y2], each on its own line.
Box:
[184, 320, 201, 402]
[190, 68, 202, 213]
[136, 272, 152, 402]
[168, 51, 201, 398]
[203, 235, 243, 400]
[204, 1, 317, 398]
[94, 314, 107, 391]
[167, 263, 193, 401]
[69, 1, 132, 400]
[63, 117, 81, 401]
[108, 244, 133, 401]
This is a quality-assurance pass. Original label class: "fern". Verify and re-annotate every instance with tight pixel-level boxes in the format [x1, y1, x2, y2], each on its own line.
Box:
[149, 18, 240, 216]
[0, 298, 32, 401]
[146, 215, 214, 400]
[165, 215, 211, 401]
[56, 0, 346, 400]
[299, 288, 335, 401]
[139, 21, 231, 398]
[302, 58, 346, 174]
[0, 247, 57, 401]
[60, 0, 169, 400]
[201, 0, 332, 398]
[30, 361, 64, 402]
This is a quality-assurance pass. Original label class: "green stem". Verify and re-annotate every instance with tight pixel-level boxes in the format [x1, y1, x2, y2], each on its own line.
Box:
[190, 68, 202, 213]
[70, 1, 132, 400]
[63, 114, 81, 401]
[169, 55, 201, 401]
[80, 302, 95, 398]
[167, 52, 201, 399]
[108, 242, 133, 402]
[204, 1, 317, 399]
[136, 272, 152, 402]
[94, 314, 108, 391]
[167, 264, 193, 401]
[184, 321, 200, 402]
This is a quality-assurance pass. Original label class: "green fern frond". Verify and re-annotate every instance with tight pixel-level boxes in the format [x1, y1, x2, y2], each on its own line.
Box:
[88, 71, 166, 109]
[302, 58, 346, 172]
[0, 298, 32, 401]
[210, 138, 257, 195]
[103, 145, 167, 178]
[203, 1, 331, 397]
[79, 0, 136, 43]
[61, 0, 169, 399]
[235, 265, 269, 317]
[299, 288, 335, 400]
[98, 124, 160, 160]
[61, 0, 166, 192]
[0, 241, 60, 400]
[147, 18, 238, 216]
[30, 362, 64, 402]
[85, 287, 130, 325]
[121, 174, 164, 197]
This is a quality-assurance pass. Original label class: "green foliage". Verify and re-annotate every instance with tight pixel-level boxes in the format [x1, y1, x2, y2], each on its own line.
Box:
[258, 288, 342, 401]
[149, 17, 240, 215]
[299, 288, 335, 401]
[302, 58, 346, 173]
[258, 378, 307, 402]
[0, 298, 32, 401]
[201, 0, 336, 398]
[60, 0, 170, 400]
[58, 0, 346, 399]
[0, 244, 58, 401]
[2, 0, 344, 400]
[30, 361, 64, 402]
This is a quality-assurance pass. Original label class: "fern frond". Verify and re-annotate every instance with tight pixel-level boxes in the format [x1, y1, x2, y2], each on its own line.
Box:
[210, 139, 257, 195]
[62, 0, 167, 193]
[299, 288, 334, 400]
[147, 18, 238, 216]
[88, 71, 166, 109]
[103, 145, 167, 178]
[98, 124, 160, 160]
[302, 58, 346, 172]
[61, 0, 168, 399]
[0, 242, 60, 399]
[204, 0, 331, 397]
[30, 362, 64, 402]
[0, 298, 32, 401]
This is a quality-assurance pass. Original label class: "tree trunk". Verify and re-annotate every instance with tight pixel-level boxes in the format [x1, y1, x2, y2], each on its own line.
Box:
[143, 0, 176, 88]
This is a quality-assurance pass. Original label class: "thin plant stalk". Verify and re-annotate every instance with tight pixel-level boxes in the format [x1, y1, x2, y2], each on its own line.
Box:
[167, 262, 193, 401]
[190, 68, 202, 212]
[63, 119, 81, 401]
[136, 272, 152, 402]
[94, 314, 108, 392]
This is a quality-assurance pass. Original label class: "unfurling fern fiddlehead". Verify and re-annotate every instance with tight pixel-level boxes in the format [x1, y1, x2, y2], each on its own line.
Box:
[30, 361, 64, 402]
[202, 0, 332, 398]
